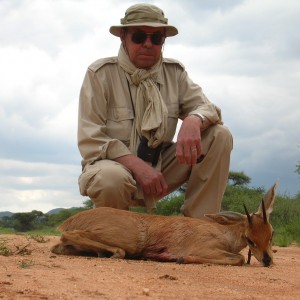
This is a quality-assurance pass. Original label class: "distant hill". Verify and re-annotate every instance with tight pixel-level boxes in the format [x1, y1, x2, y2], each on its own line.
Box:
[46, 207, 80, 215]
[0, 211, 14, 218]
[0, 207, 81, 219]
[46, 208, 65, 215]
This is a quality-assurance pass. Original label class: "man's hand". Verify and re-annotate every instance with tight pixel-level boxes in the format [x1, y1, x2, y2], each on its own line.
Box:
[176, 115, 203, 166]
[115, 154, 168, 198]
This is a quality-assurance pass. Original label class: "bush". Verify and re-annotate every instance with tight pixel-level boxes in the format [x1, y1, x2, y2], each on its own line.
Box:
[271, 195, 300, 246]
[222, 185, 265, 213]
[46, 208, 85, 227]
[156, 194, 184, 215]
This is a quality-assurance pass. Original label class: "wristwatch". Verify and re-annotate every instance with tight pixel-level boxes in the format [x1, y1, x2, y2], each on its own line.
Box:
[191, 113, 206, 124]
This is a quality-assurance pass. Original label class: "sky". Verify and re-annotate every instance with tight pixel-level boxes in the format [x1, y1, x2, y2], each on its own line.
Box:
[0, 0, 299, 213]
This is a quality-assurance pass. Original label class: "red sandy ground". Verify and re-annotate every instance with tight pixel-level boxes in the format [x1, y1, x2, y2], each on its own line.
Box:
[0, 234, 300, 299]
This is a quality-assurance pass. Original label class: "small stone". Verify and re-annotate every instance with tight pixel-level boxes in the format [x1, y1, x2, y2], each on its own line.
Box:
[142, 288, 150, 296]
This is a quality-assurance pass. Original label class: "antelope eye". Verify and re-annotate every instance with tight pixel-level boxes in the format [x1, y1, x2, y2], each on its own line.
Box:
[246, 236, 257, 248]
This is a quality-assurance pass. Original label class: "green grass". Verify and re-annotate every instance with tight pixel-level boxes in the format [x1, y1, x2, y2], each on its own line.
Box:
[0, 239, 12, 256]
[19, 259, 34, 269]
[25, 226, 60, 236]
[0, 227, 15, 234]
[0, 226, 60, 236]
[272, 228, 295, 247]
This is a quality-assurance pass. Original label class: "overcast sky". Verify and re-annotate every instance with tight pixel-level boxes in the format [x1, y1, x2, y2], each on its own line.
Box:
[0, 0, 299, 213]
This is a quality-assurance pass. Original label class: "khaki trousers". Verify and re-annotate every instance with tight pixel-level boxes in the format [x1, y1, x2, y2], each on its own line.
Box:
[78, 124, 233, 219]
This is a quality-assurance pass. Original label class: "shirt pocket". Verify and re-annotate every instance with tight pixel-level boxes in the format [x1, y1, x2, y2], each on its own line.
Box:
[106, 107, 134, 142]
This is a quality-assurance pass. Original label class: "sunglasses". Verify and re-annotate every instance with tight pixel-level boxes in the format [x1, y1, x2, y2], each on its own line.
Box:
[130, 30, 165, 46]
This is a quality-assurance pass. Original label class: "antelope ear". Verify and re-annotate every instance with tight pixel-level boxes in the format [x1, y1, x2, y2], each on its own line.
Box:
[205, 211, 245, 225]
[257, 180, 278, 219]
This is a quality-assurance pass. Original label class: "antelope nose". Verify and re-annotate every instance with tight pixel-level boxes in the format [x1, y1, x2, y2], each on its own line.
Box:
[263, 253, 272, 267]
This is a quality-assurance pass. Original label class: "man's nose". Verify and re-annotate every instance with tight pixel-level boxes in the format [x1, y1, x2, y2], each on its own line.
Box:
[143, 36, 153, 47]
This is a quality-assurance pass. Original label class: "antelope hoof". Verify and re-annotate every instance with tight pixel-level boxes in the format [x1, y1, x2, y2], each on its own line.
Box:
[177, 257, 184, 264]
[111, 249, 126, 259]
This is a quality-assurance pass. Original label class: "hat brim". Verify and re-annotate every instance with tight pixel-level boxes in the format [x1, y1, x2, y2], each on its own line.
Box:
[109, 23, 178, 37]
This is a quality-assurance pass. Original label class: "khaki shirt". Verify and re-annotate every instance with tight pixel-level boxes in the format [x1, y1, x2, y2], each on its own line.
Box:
[78, 57, 222, 169]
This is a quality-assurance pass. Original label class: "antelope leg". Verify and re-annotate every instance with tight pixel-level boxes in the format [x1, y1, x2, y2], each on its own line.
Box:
[177, 251, 245, 266]
[52, 230, 126, 258]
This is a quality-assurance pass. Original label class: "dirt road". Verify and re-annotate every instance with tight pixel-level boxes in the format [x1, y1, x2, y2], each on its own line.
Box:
[0, 234, 299, 299]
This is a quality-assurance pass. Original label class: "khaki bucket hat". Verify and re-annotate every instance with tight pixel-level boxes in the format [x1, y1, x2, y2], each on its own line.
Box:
[110, 3, 178, 37]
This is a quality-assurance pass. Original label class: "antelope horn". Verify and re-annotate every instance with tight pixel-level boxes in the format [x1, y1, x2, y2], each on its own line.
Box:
[247, 248, 252, 264]
[261, 199, 267, 224]
[243, 204, 252, 225]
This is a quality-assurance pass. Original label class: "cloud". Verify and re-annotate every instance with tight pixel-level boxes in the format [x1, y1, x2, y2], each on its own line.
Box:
[164, 0, 300, 195]
[0, 0, 299, 213]
[0, 158, 85, 212]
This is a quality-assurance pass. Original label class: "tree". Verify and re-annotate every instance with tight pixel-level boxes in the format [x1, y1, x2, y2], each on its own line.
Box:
[46, 209, 78, 227]
[12, 210, 44, 232]
[296, 145, 300, 176]
[82, 198, 93, 209]
[228, 171, 251, 187]
[0, 216, 14, 228]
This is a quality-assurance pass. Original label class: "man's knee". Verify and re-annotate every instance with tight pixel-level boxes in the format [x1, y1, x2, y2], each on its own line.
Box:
[203, 125, 233, 155]
[213, 125, 232, 145]
[79, 160, 137, 207]
[93, 163, 132, 187]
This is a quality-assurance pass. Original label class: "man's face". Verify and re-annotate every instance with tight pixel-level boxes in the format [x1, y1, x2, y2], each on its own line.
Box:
[121, 26, 166, 69]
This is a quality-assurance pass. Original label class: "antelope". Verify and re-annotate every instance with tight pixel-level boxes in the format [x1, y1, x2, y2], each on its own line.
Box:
[51, 181, 278, 267]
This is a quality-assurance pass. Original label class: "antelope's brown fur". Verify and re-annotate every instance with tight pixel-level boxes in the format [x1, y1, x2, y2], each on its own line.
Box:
[51, 181, 278, 266]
